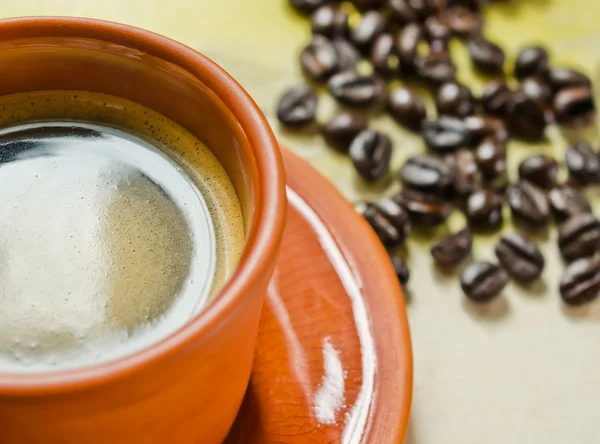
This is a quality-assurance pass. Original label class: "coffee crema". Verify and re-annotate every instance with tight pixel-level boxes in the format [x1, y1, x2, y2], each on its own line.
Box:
[0, 91, 245, 372]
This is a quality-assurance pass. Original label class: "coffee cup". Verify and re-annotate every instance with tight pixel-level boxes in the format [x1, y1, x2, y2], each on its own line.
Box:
[0, 16, 286, 444]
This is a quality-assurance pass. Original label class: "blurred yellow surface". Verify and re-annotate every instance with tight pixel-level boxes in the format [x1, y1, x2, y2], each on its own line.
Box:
[3, 1, 600, 443]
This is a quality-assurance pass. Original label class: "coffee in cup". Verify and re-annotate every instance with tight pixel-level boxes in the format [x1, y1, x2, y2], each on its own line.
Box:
[0, 90, 245, 372]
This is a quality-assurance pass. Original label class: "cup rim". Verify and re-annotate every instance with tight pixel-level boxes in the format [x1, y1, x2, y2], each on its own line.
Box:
[0, 16, 287, 394]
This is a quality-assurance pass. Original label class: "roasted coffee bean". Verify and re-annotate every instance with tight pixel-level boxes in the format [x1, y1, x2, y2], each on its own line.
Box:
[394, 189, 453, 226]
[363, 198, 412, 248]
[431, 228, 473, 267]
[328, 71, 387, 108]
[321, 111, 368, 150]
[399, 154, 455, 195]
[545, 67, 591, 93]
[465, 190, 503, 230]
[371, 33, 399, 77]
[395, 23, 423, 72]
[475, 137, 506, 183]
[415, 51, 457, 84]
[300, 35, 340, 82]
[514, 46, 549, 79]
[422, 117, 470, 152]
[388, 87, 427, 131]
[495, 234, 545, 283]
[444, 150, 479, 196]
[553, 86, 595, 126]
[350, 130, 393, 181]
[467, 36, 505, 74]
[351, 10, 388, 53]
[333, 39, 361, 72]
[549, 186, 592, 222]
[507, 180, 551, 229]
[435, 82, 474, 118]
[392, 256, 410, 286]
[520, 77, 552, 107]
[445, 6, 482, 37]
[507, 93, 547, 141]
[311, 5, 349, 38]
[559, 257, 600, 305]
[565, 141, 600, 185]
[353, 0, 385, 10]
[276, 85, 318, 126]
[465, 115, 508, 145]
[290, 0, 336, 13]
[518, 154, 558, 189]
[558, 213, 600, 262]
[460, 261, 508, 302]
[481, 80, 513, 117]
[387, 0, 418, 25]
[424, 16, 452, 43]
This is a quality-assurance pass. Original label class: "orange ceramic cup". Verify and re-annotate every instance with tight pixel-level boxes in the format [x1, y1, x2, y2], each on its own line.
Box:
[0, 17, 286, 444]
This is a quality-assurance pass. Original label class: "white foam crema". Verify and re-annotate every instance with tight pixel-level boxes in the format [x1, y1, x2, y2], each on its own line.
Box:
[0, 91, 244, 372]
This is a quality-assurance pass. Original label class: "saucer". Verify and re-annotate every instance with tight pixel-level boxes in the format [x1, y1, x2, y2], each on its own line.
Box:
[225, 149, 412, 443]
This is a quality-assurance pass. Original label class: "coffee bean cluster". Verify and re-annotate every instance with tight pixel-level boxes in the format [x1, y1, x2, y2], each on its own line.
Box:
[277, 0, 600, 305]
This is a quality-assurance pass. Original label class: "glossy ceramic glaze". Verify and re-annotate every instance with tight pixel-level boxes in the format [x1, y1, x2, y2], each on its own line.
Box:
[0, 17, 286, 444]
[226, 149, 412, 443]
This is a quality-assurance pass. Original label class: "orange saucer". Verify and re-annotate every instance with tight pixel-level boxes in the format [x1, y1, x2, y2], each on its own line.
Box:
[225, 149, 412, 443]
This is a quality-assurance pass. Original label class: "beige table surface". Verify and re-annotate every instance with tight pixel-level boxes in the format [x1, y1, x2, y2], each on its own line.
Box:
[3, 1, 600, 443]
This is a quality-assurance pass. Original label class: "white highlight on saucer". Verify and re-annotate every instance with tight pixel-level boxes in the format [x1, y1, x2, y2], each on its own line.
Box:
[287, 188, 377, 443]
[314, 337, 345, 425]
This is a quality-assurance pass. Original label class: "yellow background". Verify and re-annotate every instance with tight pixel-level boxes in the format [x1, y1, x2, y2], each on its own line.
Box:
[3, 1, 600, 443]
